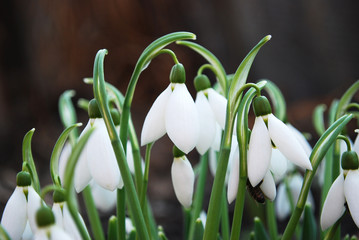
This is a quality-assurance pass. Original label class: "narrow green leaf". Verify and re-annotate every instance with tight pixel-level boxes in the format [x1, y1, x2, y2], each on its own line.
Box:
[335, 80, 359, 119]
[108, 216, 119, 240]
[228, 35, 271, 112]
[193, 219, 204, 240]
[313, 104, 327, 136]
[50, 123, 82, 186]
[59, 90, 77, 128]
[176, 40, 228, 94]
[22, 128, 40, 193]
[301, 204, 317, 240]
[253, 217, 270, 240]
[264, 80, 287, 122]
[127, 230, 136, 240]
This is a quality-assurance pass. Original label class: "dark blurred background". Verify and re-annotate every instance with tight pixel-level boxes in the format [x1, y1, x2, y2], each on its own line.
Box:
[1, 0, 359, 239]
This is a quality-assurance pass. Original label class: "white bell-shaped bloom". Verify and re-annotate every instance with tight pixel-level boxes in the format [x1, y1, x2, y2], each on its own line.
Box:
[227, 147, 240, 204]
[248, 114, 312, 187]
[74, 118, 123, 192]
[275, 174, 314, 220]
[1, 180, 42, 240]
[195, 91, 217, 155]
[141, 83, 200, 154]
[171, 155, 195, 208]
[52, 202, 86, 239]
[207, 88, 228, 130]
[90, 181, 117, 212]
[126, 140, 145, 175]
[259, 171, 276, 201]
[321, 169, 359, 230]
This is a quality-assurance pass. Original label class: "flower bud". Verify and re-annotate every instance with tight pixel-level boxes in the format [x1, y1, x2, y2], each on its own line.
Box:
[341, 150, 359, 170]
[88, 99, 102, 119]
[36, 206, 55, 227]
[170, 63, 186, 84]
[253, 96, 272, 117]
[110, 108, 121, 126]
[194, 75, 211, 92]
[53, 189, 65, 203]
[16, 171, 31, 187]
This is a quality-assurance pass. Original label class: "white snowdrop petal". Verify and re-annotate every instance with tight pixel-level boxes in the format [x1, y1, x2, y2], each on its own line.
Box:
[227, 147, 240, 204]
[171, 157, 195, 208]
[207, 89, 228, 129]
[87, 119, 122, 191]
[268, 114, 312, 171]
[34, 229, 49, 240]
[141, 84, 171, 146]
[126, 140, 135, 174]
[344, 170, 359, 228]
[0, 187, 28, 240]
[22, 221, 33, 240]
[50, 226, 74, 240]
[165, 84, 199, 154]
[63, 203, 85, 240]
[211, 123, 222, 151]
[27, 187, 42, 233]
[286, 124, 312, 157]
[260, 171, 276, 201]
[52, 203, 64, 228]
[248, 117, 272, 187]
[58, 142, 72, 185]
[275, 183, 291, 220]
[195, 91, 217, 155]
[74, 120, 92, 192]
[208, 148, 218, 177]
[320, 174, 346, 230]
[270, 149, 288, 180]
[91, 182, 117, 212]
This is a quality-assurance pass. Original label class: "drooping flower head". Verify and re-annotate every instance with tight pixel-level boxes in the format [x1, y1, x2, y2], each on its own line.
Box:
[321, 150, 359, 230]
[171, 146, 195, 208]
[247, 96, 312, 188]
[1, 171, 42, 240]
[141, 63, 200, 154]
[74, 99, 123, 192]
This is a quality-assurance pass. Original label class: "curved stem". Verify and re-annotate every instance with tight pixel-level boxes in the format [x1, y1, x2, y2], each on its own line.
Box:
[152, 49, 179, 64]
[197, 63, 218, 77]
[337, 135, 351, 151]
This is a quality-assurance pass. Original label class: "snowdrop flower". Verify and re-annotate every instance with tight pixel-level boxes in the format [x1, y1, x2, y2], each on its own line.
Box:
[73, 99, 123, 192]
[1, 171, 42, 240]
[126, 140, 145, 175]
[34, 206, 72, 240]
[275, 173, 314, 220]
[141, 63, 199, 154]
[321, 150, 359, 230]
[52, 190, 87, 239]
[171, 146, 195, 208]
[247, 96, 312, 187]
[90, 181, 117, 212]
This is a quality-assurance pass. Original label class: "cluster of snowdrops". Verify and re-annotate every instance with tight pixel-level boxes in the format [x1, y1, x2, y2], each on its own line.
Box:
[1, 32, 359, 240]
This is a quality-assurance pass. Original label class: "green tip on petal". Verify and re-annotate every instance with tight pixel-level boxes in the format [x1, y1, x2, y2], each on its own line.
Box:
[36, 206, 55, 227]
[341, 150, 359, 170]
[170, 63, 186, 84]
[88, 99, 102, 118]
[194, 75, 211, 92]
[253, 96, 272, 117]
[16, 171, 31, 187]
[53, 189, 66, 203]
[173, 145, 185, 158]
[110, 108, 121, 126]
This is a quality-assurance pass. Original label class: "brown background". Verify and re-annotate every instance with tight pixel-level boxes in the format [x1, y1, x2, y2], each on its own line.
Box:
[1, 0, 359, 238]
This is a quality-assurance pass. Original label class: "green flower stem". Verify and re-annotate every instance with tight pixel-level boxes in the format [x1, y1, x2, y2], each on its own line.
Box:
[93, 49, 150, 240]
[188, 153, 208, 240]
[22, 128, 40, 193]
[40, 184, 64, 200]
[282, 114, 353, 240]
[197, 63, 219, 78]
[140, 143, 153, 209]
[108, 216, 119, 240]
[266, 201, 278, 240]
[176, 40, 228, 95]
[119, 32, 196, 148]
[50, 123, 82, 186]
[337, 135, 351, 151]
[82, 186, 105, 240]
[230, 81, 267, 240]
[313, 104, 327, 136]
[117, 188, 126, 240]
[63, 128, 94, 240]
[152, 49, 179, 64]
[221, 189, 230, 240]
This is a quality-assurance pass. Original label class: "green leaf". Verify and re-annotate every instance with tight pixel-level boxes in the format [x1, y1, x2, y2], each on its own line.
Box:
[335, 80, 359, 120]
[176, 40, 228, 94]
[253, 217, 270, 240]
[108, 216, 119, 240]
[264, 80, 287, 122]
[50, 123, 82, 186]
[22, 128, 40, 193]
[228, 35, 271, 113]
[193, 218, 204, 240]
[312, 104, 327, 136]
[301, 204, 317, 240]
[59, 90, 77, 128]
